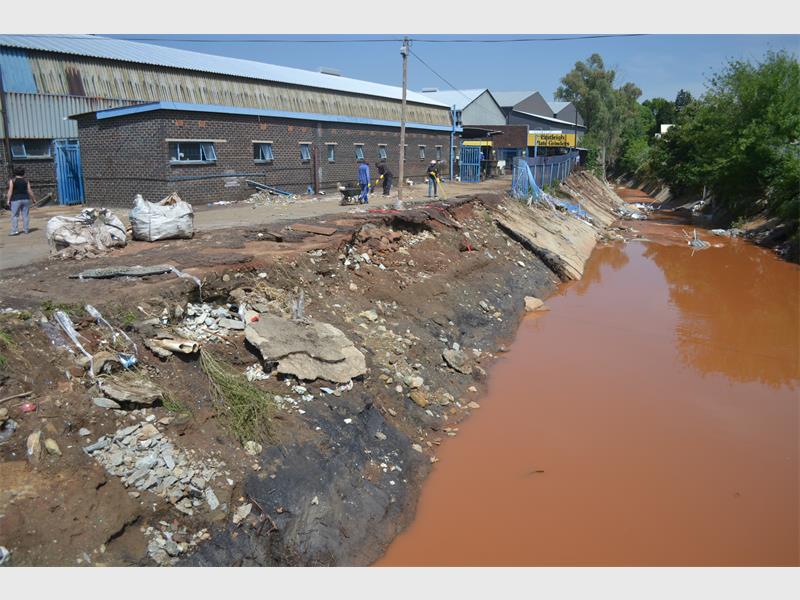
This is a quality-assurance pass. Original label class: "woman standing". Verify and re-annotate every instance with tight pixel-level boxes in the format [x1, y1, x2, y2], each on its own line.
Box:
[6, 166, 35, 236]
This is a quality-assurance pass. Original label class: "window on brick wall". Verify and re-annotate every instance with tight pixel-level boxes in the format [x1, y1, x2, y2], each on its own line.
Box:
[300, 143, 311, 161]
[10, 139, 52, 159]
[253, 142, 274, 162]
[169, 141, 217, 163]
[354, 144, 365, 160]
[326, 143, 336, 162]
[419, 145, 426, 160]
[378, 145, 387, 160]
[436, 145, 443, 160]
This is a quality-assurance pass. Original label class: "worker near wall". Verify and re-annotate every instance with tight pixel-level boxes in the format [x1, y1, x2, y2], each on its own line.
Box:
[357, 159, 370, 204]
[6, 166, 36, 236]
[426, 160, 439, 199]
[375, 161, 394, 196]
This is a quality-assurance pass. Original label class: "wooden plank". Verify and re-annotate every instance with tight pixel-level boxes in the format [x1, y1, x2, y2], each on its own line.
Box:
[288, 223, 337, 236]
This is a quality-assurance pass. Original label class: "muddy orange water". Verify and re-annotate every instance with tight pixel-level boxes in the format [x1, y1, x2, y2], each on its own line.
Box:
[377, 212, 799, 566]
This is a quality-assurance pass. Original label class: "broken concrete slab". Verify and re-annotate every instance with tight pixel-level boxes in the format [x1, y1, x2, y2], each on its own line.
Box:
[245, 315, 366, 384]
[96, 377, 163, 406]
[524, 296, 547, 312]
[70, 264, 176, 280]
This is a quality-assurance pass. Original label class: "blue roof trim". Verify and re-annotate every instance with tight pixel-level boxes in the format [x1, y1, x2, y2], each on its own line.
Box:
[86, 101, 460, 132]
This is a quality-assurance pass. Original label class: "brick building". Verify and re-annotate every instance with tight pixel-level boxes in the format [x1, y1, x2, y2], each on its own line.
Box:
[0, 35, 454, 205]
[74, 102, 453, 207]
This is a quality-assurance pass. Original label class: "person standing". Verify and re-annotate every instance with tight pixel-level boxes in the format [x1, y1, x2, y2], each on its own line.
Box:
[375, 161, 394, 196]
[357, 159, 370, 204]
[6, 166, 36, 236]
[426, 160, 439, 199]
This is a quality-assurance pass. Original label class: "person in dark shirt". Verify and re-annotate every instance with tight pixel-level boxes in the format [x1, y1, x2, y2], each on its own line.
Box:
[426, 160, 439, 199]
[6, 166, 36, 236]
[375, 161, 394, 196]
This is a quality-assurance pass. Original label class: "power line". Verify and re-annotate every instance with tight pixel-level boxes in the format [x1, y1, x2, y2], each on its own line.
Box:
[409, 48, 473, 102]
[23, 33, 648, 44]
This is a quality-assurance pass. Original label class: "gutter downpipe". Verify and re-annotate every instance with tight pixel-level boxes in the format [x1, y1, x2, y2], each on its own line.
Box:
[450, 105, 456, 182]
[0, 67, 13, 179]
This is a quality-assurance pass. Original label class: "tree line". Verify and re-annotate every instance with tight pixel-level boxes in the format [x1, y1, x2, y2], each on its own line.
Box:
[555, 50, 799, 227]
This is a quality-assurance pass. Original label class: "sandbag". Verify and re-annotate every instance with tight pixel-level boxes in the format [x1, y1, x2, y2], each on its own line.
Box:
[46, 208, 127, 258]
[130, 192, 194, 242]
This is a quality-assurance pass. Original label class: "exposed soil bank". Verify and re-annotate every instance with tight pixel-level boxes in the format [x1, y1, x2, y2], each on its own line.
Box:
[0, 173, 627, 566]
[377, 210, 799, 566]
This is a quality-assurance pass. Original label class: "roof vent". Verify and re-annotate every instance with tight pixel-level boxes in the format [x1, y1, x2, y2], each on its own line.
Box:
[319, 67, 341, 77]
[421, 87, 439, 93]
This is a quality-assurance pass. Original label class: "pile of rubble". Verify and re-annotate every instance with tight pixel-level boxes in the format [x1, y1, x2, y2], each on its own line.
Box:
[83, 421, 227, 516]
[144, 521, 211, 566]
[174, 302, 246, 343]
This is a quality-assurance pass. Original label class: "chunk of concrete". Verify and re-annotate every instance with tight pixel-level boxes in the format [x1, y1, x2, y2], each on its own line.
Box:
[97, 377, 163, 406]
[245, 315, 366, 383]
[524, 296, 546, 312]
[442, 348, 472, 374]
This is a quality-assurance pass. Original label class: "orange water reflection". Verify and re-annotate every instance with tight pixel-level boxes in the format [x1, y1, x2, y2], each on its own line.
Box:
[377, 220, 799, 566]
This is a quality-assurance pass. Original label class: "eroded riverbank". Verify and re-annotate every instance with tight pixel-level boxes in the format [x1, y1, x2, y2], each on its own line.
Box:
[377, 214, 799, 566]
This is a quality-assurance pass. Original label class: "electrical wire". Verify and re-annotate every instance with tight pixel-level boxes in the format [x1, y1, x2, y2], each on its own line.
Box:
[409, 48, 473, 102]
[18, 34, 649, 44]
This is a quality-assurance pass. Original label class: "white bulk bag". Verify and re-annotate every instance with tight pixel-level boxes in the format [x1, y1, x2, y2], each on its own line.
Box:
[130, 192, 194, 242]
[46, 207, 127, 253]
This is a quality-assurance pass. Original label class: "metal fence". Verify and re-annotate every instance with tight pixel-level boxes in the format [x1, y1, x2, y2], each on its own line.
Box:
[526, 151, 580, 188]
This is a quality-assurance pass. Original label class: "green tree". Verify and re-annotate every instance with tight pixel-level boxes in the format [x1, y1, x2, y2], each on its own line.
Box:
[656, 51, 799, 222]
[642, 97, 676, 138]
[556, 54, 645, 177]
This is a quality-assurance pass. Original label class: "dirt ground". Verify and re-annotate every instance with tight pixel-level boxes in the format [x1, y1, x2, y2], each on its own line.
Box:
[0, 173, 625, 566]
[0, 178, 512, 271]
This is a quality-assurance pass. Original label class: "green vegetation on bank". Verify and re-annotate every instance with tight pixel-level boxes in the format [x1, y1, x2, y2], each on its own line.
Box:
[556, 50, 799, 231]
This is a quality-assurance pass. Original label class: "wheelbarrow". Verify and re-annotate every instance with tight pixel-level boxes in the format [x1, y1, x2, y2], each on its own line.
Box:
[338, 182, 363, 206]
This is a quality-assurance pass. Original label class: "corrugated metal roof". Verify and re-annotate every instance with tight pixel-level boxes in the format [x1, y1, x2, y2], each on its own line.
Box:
[0, 34, 448, 107]
[491, 91, 538, 108]
[418, 89, 487, 110]
[75, 101, 458, 133]
[1, 92, 141, 138]
[0, 48, 37, 93]
[513, 109, 586, 128]
[549, 101, 571, 113]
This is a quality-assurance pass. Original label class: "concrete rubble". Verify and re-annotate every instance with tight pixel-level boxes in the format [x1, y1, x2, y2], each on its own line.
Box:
[83, 421, 227, 518]
[245, 314, 366, 383]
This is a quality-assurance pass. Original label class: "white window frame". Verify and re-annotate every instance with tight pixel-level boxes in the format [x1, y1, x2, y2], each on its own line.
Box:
[377, 144, 388, 160]
[299, 142, 312, 161]
[419, 145, 426, 160]
[169, 140, 217, 164]
[253, 141, 274, 163]
[325, 142, 337, 162]
[10, 139, 52, 160]
[435, 145, 443, 160]
[354, 143, 365, 160]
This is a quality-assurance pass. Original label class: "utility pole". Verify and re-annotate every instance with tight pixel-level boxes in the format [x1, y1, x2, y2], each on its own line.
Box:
[396, 36, 409, 210]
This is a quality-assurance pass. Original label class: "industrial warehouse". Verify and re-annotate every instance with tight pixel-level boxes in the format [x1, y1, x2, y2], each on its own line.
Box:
[0, 34, 589, 206]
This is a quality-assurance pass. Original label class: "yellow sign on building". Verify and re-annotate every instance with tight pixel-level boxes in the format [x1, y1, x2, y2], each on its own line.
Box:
[527, 132, 577, 147]
[462, 140, 493, 147]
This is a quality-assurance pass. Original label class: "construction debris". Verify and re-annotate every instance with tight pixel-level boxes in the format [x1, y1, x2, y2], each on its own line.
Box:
[71, 264, 175, 279]
[94, 376, 164, 407]
[245, 314, 367, 383]
[46, 207, 127, 260]
[130, 192, 194, 241]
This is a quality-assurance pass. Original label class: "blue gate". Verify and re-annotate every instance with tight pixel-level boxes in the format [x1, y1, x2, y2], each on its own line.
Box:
[54, 140, 84, 205]
[459, 145, 481, 183]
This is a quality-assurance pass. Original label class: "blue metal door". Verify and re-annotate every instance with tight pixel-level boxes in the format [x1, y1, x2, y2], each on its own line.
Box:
[459, 145, 481, 183]
[54, 140, 84, 205]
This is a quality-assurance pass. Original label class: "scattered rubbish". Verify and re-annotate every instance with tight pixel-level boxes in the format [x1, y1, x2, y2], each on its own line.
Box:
[54, 310, 94, 377]
[0, 390, 32, 405]
[93, 396, 121, 410]
[130, 192, 194, 241]
[85, 304, 138, 355]
[0, 418, 18, 443]
[20, 402, 37, 413]
[46, 207, 127, 259]
[144, 337, 199, 359]
[0, 546, 10, 567]
[243, 440, 263, 456]
[711, 228, 742, 238]
[683, 229, 711, 250]
[246, 179, 293, 197]
[245, 314, 366, 383]
[169, 267, 203, 298]
[232, 503, 252, 524]
[26, 430, 43, 465]
[44, 438, 62, 456]
[244, 364, 269, 382]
